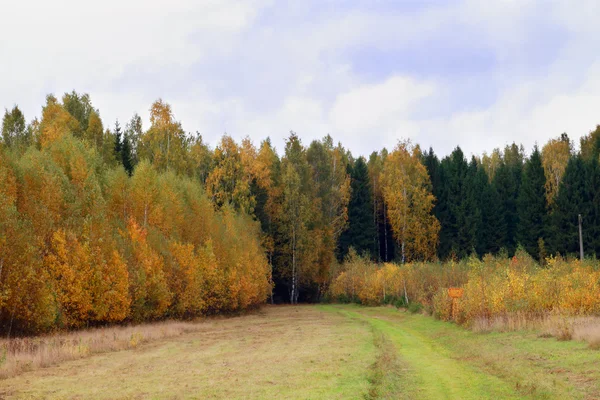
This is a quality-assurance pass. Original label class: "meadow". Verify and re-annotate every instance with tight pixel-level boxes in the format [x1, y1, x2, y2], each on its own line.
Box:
[2, 304, 600, 399]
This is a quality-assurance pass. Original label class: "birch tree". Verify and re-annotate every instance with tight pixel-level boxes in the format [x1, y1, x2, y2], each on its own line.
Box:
[381, 141, 439, 262]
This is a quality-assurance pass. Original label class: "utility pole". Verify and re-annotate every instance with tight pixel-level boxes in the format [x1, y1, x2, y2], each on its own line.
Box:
[578, 214, 584, 261]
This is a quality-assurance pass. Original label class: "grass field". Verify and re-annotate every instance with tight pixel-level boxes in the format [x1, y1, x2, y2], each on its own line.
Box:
[2, 305, 599, 399]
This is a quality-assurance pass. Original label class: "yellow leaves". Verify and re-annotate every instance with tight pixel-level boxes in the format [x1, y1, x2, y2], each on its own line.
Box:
[542, 136, 571, 206]
[381, 140, 440, 262]
[331, 253, 600, 325]
[39, 97, 80, 148]
[206, 135, 255, 214]
[125, 219, 171, 321]
[481, 148, 502, 182]
[1, 120, 272, 333]
[44, 229, 132, 328]
[169, 241, 206, 317]
[0, 152, 17, 208]
[149, 99, 174, 129]
[45, 230, 94, 328]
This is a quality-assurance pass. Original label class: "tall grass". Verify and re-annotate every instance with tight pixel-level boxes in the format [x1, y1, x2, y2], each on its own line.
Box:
[0, 320, 207, 379]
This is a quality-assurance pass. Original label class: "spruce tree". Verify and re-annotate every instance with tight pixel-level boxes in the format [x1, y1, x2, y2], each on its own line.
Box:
[550, 155, 600, 258]
[516, 146, 547, 258]
[437, 147, 471, 259]
[121, 134, 134, 176]
[493, 160, 521, 255]
[338, 157, 376, 260]
[477, 165, 506, 255]
[114, 120, 123, 162]
[549, 156, 586, 256]
[460, 157, 482, 256]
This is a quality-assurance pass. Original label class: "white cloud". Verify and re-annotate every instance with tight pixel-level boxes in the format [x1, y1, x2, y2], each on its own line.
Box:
[2, 0, 600, 159]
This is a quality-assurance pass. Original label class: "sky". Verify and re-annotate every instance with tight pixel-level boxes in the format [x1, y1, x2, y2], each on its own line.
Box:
[1, 0, 600, 158]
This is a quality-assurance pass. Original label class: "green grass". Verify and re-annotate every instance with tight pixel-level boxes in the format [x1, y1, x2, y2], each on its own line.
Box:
[320, 305, 600, 399]
[2, 305, 600, 399]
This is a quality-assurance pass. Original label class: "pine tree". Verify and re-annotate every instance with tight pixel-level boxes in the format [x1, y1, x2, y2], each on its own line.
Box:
[516, 146, 547, 258]
[338, 157, 376, 260]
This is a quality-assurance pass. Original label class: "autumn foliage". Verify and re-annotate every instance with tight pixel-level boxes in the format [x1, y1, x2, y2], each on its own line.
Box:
[330, 250, 600, 325]
[0, 124, 270, 334]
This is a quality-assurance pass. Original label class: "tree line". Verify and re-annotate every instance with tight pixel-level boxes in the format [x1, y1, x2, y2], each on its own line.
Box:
[1, 92, 600, 331]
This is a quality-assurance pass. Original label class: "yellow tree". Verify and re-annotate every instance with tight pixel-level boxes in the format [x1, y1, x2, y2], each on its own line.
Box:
[481, 148, 502, 182]
[38, 95, 80, 147]
[168, 241, 205, 317]
[85, 111, 104, 151]
[381, 140, 440, 262]
[206, 135, 254, 214]
[542, 135, 571, 207]
[254, 139, 281, 285]
[130, 160, 159, 229]
[139, 99, 189, 173]
[580, 125, 600, 161]
[124, 218, 171, 321]
[306, 136, 351, 294]
[44, 229, 94, 328]
[187, 133, 213, 182]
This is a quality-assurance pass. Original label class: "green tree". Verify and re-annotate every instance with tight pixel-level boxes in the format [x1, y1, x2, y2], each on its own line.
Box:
[114, 120, 123, 162]
[477, 164, 506, 255]
[548, 155, 585, 256]
[437, 147, 473, 259]
[549, 155, 600, 257]
[492, 146, 523, 255]
[339, 156, 376, 260]
[62, 91, 95, 136]
[121, 133, 134, 176]
[580, 125, 600, 162]
[125, 113, 143, 166]
[1, 106, 27, 148]
[516, 146, 547, 258]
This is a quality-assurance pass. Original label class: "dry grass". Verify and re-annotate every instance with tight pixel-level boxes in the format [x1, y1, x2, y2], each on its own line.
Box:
[471, 312, 600, 349]
[0, 319, 209, 379]
[0, 306, 374, 399]
[564, 317, 600, 349]
[471, 313, 548, 333]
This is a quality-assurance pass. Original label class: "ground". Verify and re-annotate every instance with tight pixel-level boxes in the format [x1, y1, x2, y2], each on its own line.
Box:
[1, 305, 599, 399]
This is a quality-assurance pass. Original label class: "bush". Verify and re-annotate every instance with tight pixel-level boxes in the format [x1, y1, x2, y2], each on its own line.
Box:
[329, 253, 600, 327]
[407, 302, 423, 314]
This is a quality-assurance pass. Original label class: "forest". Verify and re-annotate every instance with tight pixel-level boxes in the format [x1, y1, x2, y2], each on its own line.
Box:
[1, 91, 600, 334]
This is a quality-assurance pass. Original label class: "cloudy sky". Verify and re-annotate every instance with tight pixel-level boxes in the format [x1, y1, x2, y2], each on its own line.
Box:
[1, 0, 600, 157]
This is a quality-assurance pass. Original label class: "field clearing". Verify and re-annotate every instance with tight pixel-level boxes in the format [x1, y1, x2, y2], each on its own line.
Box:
[2, 305, 600, 399]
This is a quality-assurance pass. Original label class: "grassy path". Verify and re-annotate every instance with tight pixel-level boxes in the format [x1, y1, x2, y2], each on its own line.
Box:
[321, 305, 600, 400]
[324, 305, 519, 399]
